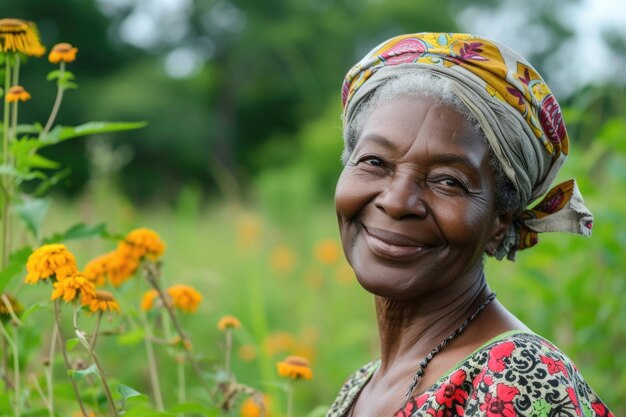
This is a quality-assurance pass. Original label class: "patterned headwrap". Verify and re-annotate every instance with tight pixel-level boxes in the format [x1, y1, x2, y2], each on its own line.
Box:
[341, 33, 593, 260]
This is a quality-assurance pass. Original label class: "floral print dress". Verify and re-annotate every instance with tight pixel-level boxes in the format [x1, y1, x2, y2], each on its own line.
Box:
[326, 331, 612, 417]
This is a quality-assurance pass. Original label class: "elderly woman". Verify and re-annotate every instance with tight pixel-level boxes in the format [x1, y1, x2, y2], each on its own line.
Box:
[327, 33, 612, 417]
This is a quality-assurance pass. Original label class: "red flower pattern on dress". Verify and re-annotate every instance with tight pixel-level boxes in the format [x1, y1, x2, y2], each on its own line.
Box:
[592, 402, 615, 417]
[540, 355, 569, 377]
[479, 384, 520, 417]
[435, 369, 469, 408]
[567, 387, 582, 417]
[394, 400, 414, 417]
[487, 342, 515, 372]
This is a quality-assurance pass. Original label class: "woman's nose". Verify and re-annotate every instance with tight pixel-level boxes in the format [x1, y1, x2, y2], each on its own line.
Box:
[374, 175, 428, 219]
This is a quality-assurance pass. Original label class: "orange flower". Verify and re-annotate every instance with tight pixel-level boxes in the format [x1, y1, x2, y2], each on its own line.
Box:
[84, 290, 120, 314]
[240, 394, 272, 417]
[313, 239, 341, 265]
[269, 245, 296, 275]
[118, 228, 166, 261]
[238, 344, 257, 362]
[263, 332, 296, 356]
[107, 251, 140, 287]
[0, 18, 46, 56]
[217, 315, 241, 330]
[167, 285, 202, 313]
[5, 85, 31, 103]
[83, 252, 117, 287]
[84, 249, 140, 288]
[51, 274, 97, 304]
[237, 215, 262, 247]
[276, 356, 312, 380]
[140, 289, 160, 311]
[48, 42, 78, 63]
[25, 244, 78, 284]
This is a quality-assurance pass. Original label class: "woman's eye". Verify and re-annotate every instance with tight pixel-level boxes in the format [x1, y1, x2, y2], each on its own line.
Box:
[357, 156, 384, 167]
[439, 177, 468, 191]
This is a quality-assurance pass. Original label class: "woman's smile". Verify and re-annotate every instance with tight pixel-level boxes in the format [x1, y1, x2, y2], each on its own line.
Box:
[362, 224, 431, 261]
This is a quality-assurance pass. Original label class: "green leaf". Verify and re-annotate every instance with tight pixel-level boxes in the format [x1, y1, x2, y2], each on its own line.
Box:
[14, 198, 51, 239]
[15, 123, 42, 136]
[0, 247, 31, 293]
[33, 168, 71, 197]
[40, 121, 147, 144]
[116, 327, 145, 346]
[44, 223, 109, 243]
[66, 338, 80, 352]
[116, 384, 143, 402]
[0, 164, 46, 181]
[24, 153, 61, 169]
[67, 363, 99, 381]
[20, 302, 46, 323]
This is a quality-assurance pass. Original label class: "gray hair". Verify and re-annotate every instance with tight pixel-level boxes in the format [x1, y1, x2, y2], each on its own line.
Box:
[342, 72, 521, 215]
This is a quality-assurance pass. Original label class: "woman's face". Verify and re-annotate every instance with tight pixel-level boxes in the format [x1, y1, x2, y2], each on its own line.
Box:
[335, 96, 509, 300]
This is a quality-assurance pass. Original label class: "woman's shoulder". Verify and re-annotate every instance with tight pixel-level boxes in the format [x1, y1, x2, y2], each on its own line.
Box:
[326, 361, 380, 417]
[396, 331, 613, 417]
[458, 331, 613, 416]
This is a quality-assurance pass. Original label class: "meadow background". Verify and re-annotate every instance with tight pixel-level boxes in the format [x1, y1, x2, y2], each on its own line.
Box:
[1, 0, 625, 415]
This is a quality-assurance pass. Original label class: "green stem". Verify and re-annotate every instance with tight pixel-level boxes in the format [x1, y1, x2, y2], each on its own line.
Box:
[143, 262, 214, 399]
[29, 373, 51, 412]
[143, 315, 164, 410]
[286, 382, 293, 417]
[0, 320, 20, 417]
[225, 329, 232, 376]
[73, 304, 118, 417]
[177, 356, 186, 405]
[53, 301, 89, 417]
[89, 311, 102, 351]
[46, 324, 58, 417]
[41, 62, 65, 138]
[1, 58, 12, 270]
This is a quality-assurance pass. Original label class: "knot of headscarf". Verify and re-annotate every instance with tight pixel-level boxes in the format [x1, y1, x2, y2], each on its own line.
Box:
[341, 33, 593, 260]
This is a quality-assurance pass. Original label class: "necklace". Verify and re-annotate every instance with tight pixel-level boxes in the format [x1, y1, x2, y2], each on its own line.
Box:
[403, 292, 497, 403]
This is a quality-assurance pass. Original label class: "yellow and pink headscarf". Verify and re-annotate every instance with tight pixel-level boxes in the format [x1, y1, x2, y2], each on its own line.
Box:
[341, 33, 593, 260]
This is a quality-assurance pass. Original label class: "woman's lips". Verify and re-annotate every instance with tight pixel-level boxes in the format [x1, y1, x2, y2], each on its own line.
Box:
[362, 225, 429, 261]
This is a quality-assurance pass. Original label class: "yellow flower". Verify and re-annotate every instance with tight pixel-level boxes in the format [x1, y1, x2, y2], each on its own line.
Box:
[5, 85, 31, 103]
[240, 394, 272, 417]
[140, 289, 160, 311]
[0, 294, 23, 318]
[25, 244, 78, 284]
[107, 251, 140, 287]
[217, 315, 241, 330]
[269, 245, 296, 275]
[118, 228, 166, 261]
[237, 214, 262, 247]
[0, 18, 46, 56]
[263, 331, 295, 356]
[48, 42, 78, 63]
[84, 290, 120, 314]
[238, 344, 257, 362]
[276, 355, 312, 380]
[313, 239, 341, 265]
[167, 284, 202, 313]
[83, 252, 116, 287]
[50, 274, 97, 304]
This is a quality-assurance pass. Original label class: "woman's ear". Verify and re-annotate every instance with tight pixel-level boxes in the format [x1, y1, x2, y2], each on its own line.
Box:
[485, 210, 514, 256]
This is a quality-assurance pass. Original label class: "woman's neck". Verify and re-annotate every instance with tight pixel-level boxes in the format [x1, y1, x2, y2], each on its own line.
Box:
[374, 270, 489, 372]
